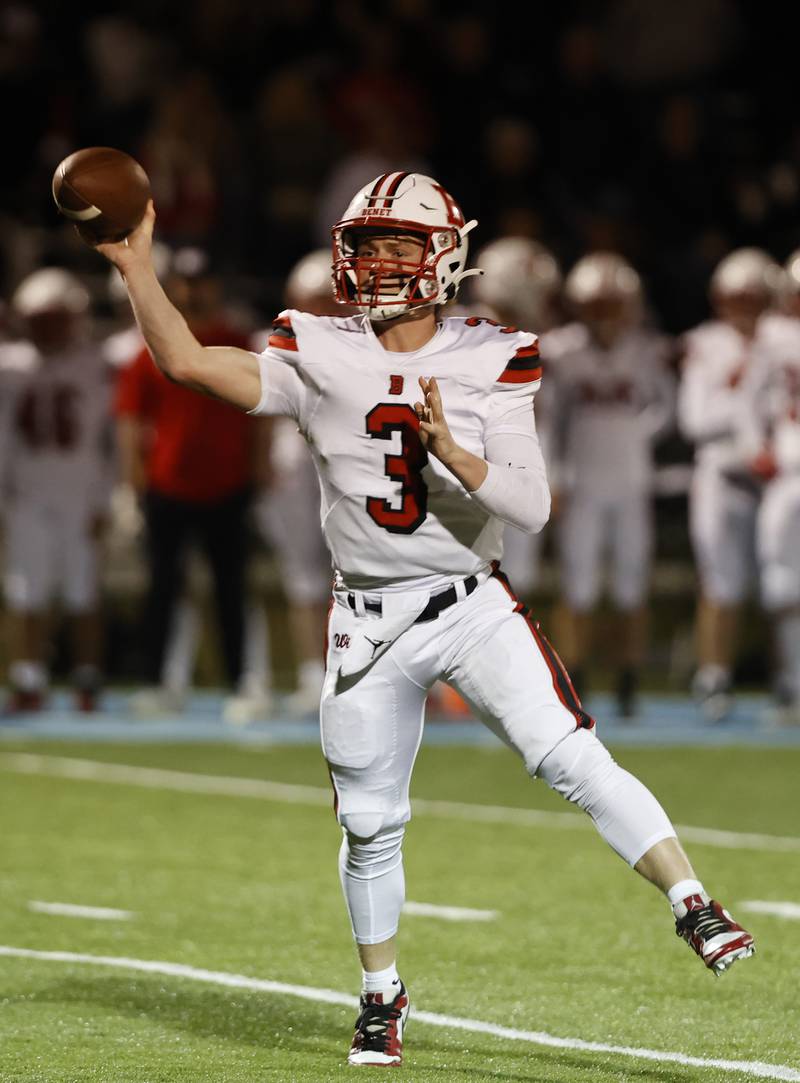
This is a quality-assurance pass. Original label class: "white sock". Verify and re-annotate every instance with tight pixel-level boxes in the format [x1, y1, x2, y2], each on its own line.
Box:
[9, 659, 48, 692]
[776, 611, 800, 699]
[668, 878, 709, 915]
[362, 962, 400, 1000]
[694, 663, 730, 691]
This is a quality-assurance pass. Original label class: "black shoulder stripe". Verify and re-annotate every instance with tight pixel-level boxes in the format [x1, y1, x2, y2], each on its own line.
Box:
[271, 316, 296, 340]
[505, 355, 546, 372]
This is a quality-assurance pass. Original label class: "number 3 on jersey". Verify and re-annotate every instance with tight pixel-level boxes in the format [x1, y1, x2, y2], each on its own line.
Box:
[365, 403, 428, 534]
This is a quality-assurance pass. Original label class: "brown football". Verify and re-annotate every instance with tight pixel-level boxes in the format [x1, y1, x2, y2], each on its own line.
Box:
[52, 146, 151, 244]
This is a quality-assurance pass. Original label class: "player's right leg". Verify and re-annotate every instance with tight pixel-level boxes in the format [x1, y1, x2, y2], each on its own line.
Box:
[322, 598, 432, 1065]
[688, 468, 757, 720]
[2, 501, 57, 711]
[442, 569, 754, 976]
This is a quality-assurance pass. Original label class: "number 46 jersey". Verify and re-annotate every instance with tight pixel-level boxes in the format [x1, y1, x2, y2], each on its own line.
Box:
[0, 339, 113, 517]
[249, 310, 546, 587]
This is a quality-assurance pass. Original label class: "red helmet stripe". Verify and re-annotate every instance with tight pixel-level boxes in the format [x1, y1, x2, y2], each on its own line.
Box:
[383, 172, 408, 200]
[431, 183, 464, 227]
[366, 174, 391, 206]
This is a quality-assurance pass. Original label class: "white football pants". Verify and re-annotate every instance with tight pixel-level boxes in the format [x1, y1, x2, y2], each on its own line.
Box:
[3, 500, 100, 612]
[323, 569, 676, 945]
[558, 489, 652, 611]
[690, 467, 758, 605]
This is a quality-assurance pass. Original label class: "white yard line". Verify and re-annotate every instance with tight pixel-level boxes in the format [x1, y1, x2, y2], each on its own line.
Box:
[403, 901, 498, 922]
[0, 945, 796, 1081]
[28, 901, 133, 921]
[740, 900, 800, 920]
[3, 751, 800, 855]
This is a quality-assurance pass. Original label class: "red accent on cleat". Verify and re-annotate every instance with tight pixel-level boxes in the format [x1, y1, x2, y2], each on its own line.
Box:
[348, 982, 410, 1067]
[676, 898, 755, 975]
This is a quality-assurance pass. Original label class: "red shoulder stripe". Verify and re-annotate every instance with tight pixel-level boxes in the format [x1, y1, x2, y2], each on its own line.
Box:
[497, 365, 542, 384]
[514, 343, 540, 359]
[268, 314, 298, 350]
[268, 334, 298, 352]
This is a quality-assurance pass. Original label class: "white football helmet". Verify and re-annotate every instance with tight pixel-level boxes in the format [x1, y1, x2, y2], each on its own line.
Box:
[286, 248, 334, 309]
[331, 172, 479, 321]
[709, 247, 783, 298]
[12, 267, 90, 317]
[564, 251, 642, 308]
[782, 248, 800, 294]
[471, 237, 562, 330]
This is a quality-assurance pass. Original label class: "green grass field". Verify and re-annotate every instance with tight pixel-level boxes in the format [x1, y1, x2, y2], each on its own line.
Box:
[1, 739, 798, 1082]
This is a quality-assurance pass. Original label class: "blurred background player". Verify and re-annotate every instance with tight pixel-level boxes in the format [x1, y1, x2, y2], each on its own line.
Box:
[550, 252, 676, 717]
[678, 247, 783, 720]
[469, 237, 565, 599]
[114, 247, 271, 720]
[748, 248, 800, 723]
[250, 249, 334, 716]
[0, 268, 113, 711]
[102, 244, 212, 708]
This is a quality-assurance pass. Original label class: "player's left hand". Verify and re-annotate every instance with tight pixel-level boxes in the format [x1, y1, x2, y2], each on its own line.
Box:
[415, 376, 459, 464]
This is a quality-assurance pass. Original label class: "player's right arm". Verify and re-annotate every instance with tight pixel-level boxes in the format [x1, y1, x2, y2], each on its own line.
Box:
[96, 202, 261, 411]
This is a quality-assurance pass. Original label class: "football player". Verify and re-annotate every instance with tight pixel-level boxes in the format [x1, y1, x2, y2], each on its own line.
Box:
[114, 247, 271, 722]
[250, 249, 335, 716]
[550, 252, 676, 716]
[469, 237, 566, 600]
[0, 268, 113, 711]
[97, 174, 755, 1068]
[748, 248, 800, 722]
[678, 247, 784, 720]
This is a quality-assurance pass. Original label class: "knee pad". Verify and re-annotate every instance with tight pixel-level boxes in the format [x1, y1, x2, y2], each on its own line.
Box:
[537, 728, 675, 865]
[339, 811, 385, 842]
[340, 823, 406, 881]
[762, 563, 800, 612]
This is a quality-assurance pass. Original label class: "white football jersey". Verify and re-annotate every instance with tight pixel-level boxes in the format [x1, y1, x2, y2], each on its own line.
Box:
[749, 313, 800, 473]
[678, 317, 776, 471]
[102, 324, 145, 369]
[0, 338, 115, 516]
[250, 311, 543, 586]
[551, 326, 675, 495]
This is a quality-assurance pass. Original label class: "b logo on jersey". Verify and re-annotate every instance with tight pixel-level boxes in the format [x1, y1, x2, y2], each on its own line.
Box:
[389, 375, 404, 395]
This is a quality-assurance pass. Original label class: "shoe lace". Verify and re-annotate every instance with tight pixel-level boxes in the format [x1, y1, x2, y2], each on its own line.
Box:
[353, 995, 403, 1053]
[677, 903, 731, 941]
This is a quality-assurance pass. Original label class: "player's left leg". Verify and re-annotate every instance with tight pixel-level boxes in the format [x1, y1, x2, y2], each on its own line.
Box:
[3, 501, 58, 711]
[609, 492, 653, 717]
[200, 489, 249, 690]
[62, 511, 105, 711]
[443, 570, 754, 976]
[253, 452, 331, 715]
[757, 474, 800, 723]
[556, 489, 605, 697]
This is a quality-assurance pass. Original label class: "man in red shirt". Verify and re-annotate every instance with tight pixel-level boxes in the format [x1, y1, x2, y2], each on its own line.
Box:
[115, 248, 268, 707]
